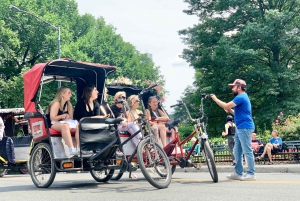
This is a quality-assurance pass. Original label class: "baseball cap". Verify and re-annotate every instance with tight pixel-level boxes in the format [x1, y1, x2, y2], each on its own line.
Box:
[228, 79, 246, 88]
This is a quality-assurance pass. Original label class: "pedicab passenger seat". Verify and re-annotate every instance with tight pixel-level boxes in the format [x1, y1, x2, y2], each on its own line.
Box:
[49, 128, 76, 136]
[79, 118, 122, 152]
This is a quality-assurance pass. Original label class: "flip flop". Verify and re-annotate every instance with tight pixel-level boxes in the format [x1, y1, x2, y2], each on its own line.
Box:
[130, 173, 138, 179]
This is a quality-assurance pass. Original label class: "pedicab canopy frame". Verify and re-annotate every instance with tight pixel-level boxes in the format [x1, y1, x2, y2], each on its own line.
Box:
[23, 58, 116, 141]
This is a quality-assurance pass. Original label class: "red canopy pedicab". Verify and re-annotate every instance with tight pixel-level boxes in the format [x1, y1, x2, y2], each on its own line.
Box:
[24, 58, 171, 189]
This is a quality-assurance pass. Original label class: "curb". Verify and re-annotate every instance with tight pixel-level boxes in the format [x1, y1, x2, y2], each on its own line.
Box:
[175, 164, 300, 173]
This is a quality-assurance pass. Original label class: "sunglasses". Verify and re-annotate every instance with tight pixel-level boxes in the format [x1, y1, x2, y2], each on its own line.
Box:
[135, 100, 140, 103]
[120, 96, 126, 99]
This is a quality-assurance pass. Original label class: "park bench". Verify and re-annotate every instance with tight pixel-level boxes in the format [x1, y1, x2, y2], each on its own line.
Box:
[257, 140, 300, 164]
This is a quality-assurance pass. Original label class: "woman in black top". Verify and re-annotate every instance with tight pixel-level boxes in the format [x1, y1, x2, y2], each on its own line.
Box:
[47, 86, 78, 156]
[222, 115, 236, 166]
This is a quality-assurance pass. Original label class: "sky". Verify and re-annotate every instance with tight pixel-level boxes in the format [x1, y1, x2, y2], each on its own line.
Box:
[75, 0, 198, 112]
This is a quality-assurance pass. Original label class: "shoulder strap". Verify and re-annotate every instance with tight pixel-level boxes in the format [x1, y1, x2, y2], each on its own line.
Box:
[62, 102, 68, 111]
[86, 103, 93, 113]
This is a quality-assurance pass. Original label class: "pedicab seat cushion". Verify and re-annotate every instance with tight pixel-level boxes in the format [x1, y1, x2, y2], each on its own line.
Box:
[49, 128, 76, 136]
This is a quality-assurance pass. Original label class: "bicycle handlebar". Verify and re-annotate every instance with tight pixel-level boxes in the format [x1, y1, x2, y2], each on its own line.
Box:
[170, 101, 183, 108]
[139, 84, 158, 96]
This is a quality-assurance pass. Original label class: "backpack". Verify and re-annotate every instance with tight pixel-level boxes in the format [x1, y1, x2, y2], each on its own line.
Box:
[228, 122, 236, 136]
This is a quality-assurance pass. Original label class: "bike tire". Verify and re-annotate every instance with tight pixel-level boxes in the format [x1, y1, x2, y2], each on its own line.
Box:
[111, 169, 123, 180]
[0, 166, 7, 177]
[137, 139, 171, 189]
[201, 140, 218, 183]
[90, 167, 115, 182]
[29, 143, 56, 188]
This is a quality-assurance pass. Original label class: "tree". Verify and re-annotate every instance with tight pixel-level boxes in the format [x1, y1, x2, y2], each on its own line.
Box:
[177, 0, 300, 136]
[0, 0, 165, 109]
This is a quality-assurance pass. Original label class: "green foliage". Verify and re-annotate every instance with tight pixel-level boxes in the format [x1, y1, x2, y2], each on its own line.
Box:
[177, 0, 300, 136]
[0, 0, 165, 109]
[272, 112, 300, 141]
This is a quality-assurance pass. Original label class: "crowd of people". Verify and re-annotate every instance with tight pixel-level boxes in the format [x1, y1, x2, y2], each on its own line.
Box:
[46, 85, 175, 158]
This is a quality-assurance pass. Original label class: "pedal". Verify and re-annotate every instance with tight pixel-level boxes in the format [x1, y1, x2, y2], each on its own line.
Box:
[186, 160, 194, 167]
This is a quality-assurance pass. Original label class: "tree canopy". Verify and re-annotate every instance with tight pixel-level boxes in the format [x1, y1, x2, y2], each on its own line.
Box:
[0, 0, 164, 108]
[176, 0, 300, 137]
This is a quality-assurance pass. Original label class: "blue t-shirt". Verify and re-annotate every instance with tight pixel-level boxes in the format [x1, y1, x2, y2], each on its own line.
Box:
[269, 137, 283, 151]
[232, 93, 255, 129]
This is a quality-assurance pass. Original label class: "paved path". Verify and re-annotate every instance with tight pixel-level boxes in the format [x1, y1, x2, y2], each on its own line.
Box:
[1, 172, 300, 201]
[176, 163, 300, 173]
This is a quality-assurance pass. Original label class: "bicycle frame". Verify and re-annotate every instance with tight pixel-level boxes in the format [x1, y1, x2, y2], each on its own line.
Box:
[165, 95, 210, 164]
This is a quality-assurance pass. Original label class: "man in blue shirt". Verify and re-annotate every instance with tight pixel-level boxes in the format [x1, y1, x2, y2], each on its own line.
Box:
[257, 130, 282, 165]
[211, 79, 255, 181]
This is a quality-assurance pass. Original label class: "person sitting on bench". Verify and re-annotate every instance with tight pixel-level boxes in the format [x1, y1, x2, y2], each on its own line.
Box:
[251, 133, 264, 154]
[257, 130, 282, 165]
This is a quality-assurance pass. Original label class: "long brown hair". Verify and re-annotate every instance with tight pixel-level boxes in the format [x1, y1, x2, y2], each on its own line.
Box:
[81, 85, 96, 104]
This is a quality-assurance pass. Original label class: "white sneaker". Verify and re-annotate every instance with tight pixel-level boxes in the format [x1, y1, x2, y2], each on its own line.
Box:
[240, 174, 256, 181]
[69, 147, 78, 155]
[226, 172, 243, 180]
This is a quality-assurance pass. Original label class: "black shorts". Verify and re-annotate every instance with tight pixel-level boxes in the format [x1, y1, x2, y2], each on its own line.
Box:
[271, 148, 279, 154]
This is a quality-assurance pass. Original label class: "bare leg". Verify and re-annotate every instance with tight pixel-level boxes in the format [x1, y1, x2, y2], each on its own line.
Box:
[51, 123, 74, 148]
[260, 143, 272, 158]
[157, 124, 167, 147]
[72, 124, 79, 148]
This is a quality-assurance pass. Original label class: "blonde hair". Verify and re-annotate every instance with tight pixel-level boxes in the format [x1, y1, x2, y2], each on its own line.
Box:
[127, 95, 138, 108]
[114, 91, 126, 102]
[47, 87, 71, 113]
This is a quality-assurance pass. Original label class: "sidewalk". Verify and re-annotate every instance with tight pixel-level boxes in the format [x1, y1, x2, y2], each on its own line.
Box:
[176, 163, 300, 173]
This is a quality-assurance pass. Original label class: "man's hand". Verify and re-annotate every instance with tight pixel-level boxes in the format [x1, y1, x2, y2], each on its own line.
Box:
[210, 94, 217, 101]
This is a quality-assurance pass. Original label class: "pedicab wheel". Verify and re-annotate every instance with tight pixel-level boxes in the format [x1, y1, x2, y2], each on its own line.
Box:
[201, 140, 218, 183]
[171, 165, 176, 175]
[137, 139, 171, 189]
[29, 143, 56, 188]
[0, 164, 7, 177]
[90, 168, 115, 182]
[111, 171, 123, 180]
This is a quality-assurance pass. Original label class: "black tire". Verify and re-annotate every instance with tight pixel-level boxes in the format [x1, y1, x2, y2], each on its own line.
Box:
[90, 167, 115, 182]
[171, 165, 176, 175]
[201, 140, 218, 183]
[111, 170, 123, 180]
[137, 139, 171, 189]
[0, 165, 7, 177]
[29, 143, 56, 188]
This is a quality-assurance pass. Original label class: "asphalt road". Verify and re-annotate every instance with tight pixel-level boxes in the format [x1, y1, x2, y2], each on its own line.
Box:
[1, 171, 300, 201]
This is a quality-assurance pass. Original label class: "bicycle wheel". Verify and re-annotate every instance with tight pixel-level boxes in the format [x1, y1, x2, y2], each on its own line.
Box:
[29, 143, 56, 188]
[137, 139, 171, 189]
[201, 140, 218, 182]
[0, 164, 7, 177]
[90, 168, 115, 182]
[111, 170, 123, 180]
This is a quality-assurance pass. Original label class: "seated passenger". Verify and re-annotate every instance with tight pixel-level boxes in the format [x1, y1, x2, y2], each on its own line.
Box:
[0, 116, 4, 141]
[47, 87, 79, 156]
[74, 85, 112, 148]
[186, 137, 200, 156]
[145, 96, 170, 147]
[110, 91, 142, 147]
[251, 133, 264, 153]
[257, 130, 282, 165]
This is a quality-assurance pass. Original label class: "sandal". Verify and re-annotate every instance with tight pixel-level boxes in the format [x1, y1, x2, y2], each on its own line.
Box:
[256, 156, 263, 160]
[130, 173, 138, 179]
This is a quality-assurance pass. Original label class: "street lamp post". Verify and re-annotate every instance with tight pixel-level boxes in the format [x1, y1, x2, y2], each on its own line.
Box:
[9, 5, 61, 88]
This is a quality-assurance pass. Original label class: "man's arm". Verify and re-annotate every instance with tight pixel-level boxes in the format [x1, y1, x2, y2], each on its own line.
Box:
[210, 94, 236, 110]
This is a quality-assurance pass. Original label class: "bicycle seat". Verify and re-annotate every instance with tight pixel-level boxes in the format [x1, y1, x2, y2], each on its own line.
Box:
[165, 119, 180, 128]
[104, 118, 123, 124]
